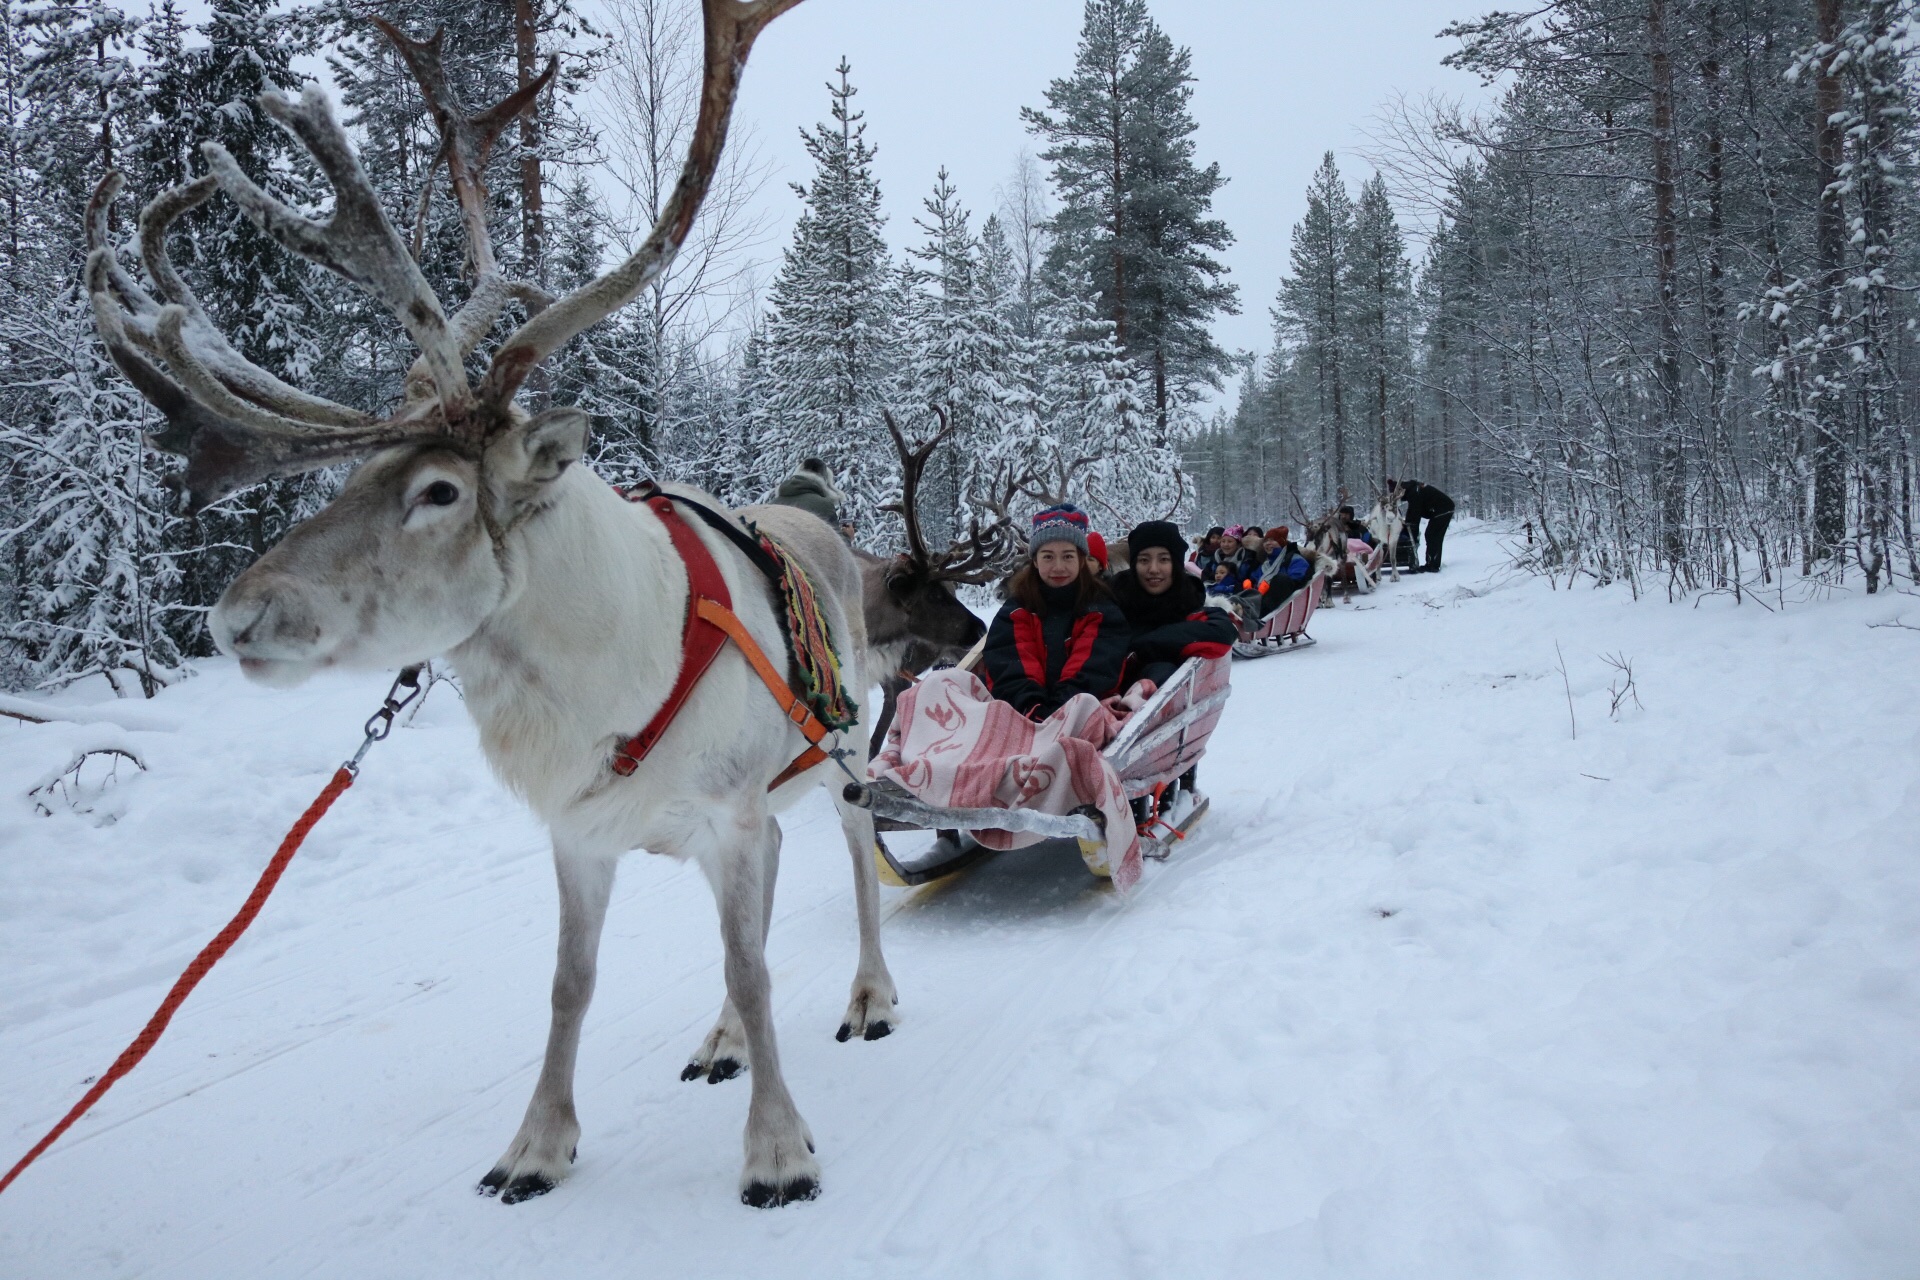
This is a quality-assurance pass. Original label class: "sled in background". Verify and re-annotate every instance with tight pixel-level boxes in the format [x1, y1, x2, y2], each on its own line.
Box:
[1230, 572, 1323, 659]
[845, 655, 1233, 888]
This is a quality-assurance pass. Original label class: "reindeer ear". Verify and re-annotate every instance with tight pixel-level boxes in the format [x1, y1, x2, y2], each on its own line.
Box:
[517, 406, 589, 484]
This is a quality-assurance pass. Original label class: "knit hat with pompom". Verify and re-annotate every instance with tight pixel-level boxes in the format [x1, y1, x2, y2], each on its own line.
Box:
[1028, 504, 1091, 558]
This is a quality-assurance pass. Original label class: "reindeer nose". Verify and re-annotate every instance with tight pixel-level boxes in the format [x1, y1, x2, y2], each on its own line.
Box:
[212, 573, 324, 659]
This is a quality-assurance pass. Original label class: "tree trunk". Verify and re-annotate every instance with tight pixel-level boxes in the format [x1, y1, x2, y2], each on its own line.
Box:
[1107, 53, 1127, 346]
[1810, 0, 1848, 564]
[514, 0, 546, 285]
[1648, 0, 1687, 569]
[1701, 4, 1730, 571]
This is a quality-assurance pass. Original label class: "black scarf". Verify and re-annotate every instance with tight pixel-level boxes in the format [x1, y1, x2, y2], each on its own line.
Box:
[1110, 568, 1204, 629]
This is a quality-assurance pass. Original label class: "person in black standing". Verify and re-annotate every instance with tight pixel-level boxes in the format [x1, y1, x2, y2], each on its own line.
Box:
[1385, 478, 1456, 573]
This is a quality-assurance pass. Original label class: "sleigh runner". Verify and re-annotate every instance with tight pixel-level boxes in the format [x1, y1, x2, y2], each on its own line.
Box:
[845, 654, 1232, 888]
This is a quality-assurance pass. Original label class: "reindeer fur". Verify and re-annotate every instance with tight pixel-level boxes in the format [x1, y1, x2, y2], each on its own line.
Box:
[212, 437, 895, 1208]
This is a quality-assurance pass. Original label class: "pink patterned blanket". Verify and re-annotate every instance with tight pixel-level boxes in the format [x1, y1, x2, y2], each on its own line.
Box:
[870, 668, 1142, 889]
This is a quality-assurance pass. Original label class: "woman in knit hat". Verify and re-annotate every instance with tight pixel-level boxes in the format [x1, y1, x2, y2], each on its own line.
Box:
[980, 504, 1130, 720]
[1110, 520, 1238, 688]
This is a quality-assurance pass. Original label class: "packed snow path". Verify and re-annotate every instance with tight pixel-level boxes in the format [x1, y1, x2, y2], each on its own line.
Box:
[3, 523, 1917, 1278]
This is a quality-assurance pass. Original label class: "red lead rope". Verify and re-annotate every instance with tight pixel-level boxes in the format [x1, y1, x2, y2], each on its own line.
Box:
[0, 667, 422, 1198]
[0, 768, 355, 1196]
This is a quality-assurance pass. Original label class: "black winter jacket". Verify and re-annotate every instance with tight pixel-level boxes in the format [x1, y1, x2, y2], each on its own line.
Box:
[1109, 569, 1238, 685]
[981, 584, 1130, 719]
[1400, 481, 1455, 521]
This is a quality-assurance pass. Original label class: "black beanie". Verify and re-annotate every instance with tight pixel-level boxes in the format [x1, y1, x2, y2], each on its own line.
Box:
[1126, 520, 1186, 567]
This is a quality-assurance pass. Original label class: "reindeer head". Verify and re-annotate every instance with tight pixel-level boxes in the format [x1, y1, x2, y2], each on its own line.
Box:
[84, 2, 802, 685]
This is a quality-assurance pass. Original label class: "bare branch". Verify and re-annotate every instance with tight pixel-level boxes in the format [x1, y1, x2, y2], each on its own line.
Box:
[482, 0, 807, 404]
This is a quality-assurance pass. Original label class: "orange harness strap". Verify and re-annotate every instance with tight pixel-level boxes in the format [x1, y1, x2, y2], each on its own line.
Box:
[693, 598, 833, 791]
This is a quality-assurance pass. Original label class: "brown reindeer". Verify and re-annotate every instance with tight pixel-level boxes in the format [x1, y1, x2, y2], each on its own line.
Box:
[83, 1, 889, 1210]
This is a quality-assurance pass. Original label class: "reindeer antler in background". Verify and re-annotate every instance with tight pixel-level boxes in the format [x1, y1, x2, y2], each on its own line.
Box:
[881, 407, 1021, 586]
[85, 0, 804, 511]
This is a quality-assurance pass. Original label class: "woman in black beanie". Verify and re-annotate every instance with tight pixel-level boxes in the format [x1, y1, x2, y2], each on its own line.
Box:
[1109, 520, 1239, 688]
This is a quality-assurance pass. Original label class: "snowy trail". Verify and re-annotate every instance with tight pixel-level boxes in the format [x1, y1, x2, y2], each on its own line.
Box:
[4, 522, 1919, 1278]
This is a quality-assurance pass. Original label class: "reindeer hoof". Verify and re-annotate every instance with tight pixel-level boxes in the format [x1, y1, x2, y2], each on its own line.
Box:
[682, 1056, 742, 1084]
[501, 1172, 557, 1204]
[837, 985, 899, 1042]
[477, 1166, 557, 1204]
[741, 1174, 819, 1208]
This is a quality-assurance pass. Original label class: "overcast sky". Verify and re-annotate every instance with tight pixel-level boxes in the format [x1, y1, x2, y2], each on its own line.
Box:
[706, 0, 1500, 384]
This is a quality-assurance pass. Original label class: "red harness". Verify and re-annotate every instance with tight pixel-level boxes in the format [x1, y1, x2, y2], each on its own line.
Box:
[611, 490, 835, 791]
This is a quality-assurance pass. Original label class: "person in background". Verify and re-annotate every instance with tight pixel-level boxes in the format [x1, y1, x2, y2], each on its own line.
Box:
[1385, 478, 1456, 573]
[981, 505, 1130, 721]
[1215, 525, 1249, 583]
[1196, 527, 1227, 578]
[1337, 505, 1375, 548]
[770, 457, 843, 525]
[1231, 527, 1266, 589]
[1206, 563, 1237, 597]
[1109, 521, 1238, 688]
[1086, 531, 1111, 576]
[1253, 527, 1313, 614]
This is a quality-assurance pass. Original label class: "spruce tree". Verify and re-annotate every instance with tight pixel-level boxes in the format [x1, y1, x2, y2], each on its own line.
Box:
[1347, 174, 1413, 486]
[1022, 0, 1236, 434]
[901, 169, 1028, 543]
[1274, 152, 1355, 506]
[0, 284, 185, 694]
[764, 58, 897, 529]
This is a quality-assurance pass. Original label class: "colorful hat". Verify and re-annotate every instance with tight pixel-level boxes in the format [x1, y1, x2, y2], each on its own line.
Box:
[1029, 504, 1091, 558]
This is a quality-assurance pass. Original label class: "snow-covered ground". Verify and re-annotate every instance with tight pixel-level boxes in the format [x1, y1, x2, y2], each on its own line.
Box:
[3, 522, 1917, 1279]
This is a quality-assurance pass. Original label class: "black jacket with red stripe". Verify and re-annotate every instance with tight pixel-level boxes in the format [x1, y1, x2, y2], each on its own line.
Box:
[980, 584, 1130, 719]
[1109, 568, 1238, 686]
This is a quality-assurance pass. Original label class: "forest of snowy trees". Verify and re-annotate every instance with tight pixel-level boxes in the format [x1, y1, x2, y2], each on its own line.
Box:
[1194, 0, 1920, 600]
[0, 0, 1223, 693]
[2, 0, 1917, 694]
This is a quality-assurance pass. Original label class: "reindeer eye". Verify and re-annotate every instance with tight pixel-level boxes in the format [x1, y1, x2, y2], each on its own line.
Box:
[422, 480, 460, 507]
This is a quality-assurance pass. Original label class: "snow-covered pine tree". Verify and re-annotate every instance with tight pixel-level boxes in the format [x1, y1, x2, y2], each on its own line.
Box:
[900, 169, 1027, 545]
[1274, 152, 1355, 507]
[0, 283, 184, 694]
[763, 58, 897, 533]
[1028, 270, 1170, 529]
[1347, 174, 1414, 488]
[13, 0, 141, 247]
[145, 0, 338, 615]
[1818, 0, 1918, 591]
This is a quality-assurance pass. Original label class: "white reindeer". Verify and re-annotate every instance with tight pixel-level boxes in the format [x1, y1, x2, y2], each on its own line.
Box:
[1366, 488, 1407, 583]
[83, 1, 889, 1208]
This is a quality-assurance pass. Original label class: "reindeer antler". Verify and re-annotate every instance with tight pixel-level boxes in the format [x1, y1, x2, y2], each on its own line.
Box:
[880, 407, 949, 569]
[86, 0, 802, 511]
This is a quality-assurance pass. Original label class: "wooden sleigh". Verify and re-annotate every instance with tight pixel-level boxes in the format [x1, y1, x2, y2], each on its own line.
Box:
[843, 654, 1233, 888]
[1229, 572, 1324, 659]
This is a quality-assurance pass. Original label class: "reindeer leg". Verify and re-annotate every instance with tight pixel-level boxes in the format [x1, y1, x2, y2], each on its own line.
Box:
[683, 818, 782, 1085]
[832, 764, 898, 1042]
[868, 675, 904, 758]
[480, 841, 617, 1204]
[701, 806, 819, 1207]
